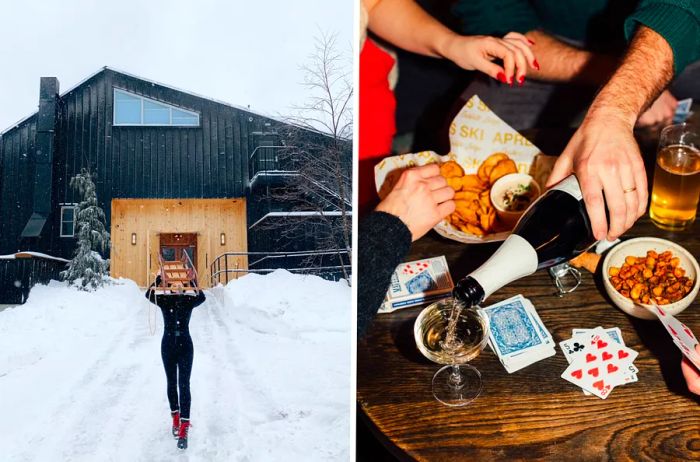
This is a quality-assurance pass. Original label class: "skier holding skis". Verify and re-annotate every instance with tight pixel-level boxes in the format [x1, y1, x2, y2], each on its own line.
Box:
[145, 274, 206, 450]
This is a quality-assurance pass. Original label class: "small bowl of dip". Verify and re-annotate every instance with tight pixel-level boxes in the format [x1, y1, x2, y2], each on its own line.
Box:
[489, 173, 541, 228]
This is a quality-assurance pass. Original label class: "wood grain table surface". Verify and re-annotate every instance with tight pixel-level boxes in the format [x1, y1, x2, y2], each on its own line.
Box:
[357, 124, 700, 462]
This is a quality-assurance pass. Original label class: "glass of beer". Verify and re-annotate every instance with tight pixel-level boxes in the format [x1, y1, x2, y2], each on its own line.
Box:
[649, 123, 700, 231]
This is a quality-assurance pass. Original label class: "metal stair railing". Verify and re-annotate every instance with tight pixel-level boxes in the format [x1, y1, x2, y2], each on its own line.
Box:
[210, 249, 350, 285]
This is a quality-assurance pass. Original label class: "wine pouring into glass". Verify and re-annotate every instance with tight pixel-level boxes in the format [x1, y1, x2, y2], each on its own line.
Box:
[415, 174, 603, 406]
[414, 299, 490, 406]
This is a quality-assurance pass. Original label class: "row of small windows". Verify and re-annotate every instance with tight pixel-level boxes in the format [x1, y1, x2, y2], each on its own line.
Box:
[113, 89, 200, 127]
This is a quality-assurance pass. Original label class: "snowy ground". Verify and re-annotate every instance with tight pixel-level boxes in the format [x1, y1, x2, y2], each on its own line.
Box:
[0, 270, 351, 461]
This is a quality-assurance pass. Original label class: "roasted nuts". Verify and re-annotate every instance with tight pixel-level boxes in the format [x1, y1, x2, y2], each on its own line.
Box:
[608, 250, 694, 305]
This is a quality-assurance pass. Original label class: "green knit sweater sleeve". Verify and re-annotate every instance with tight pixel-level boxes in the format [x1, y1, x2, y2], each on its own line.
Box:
[452, 0, 540, 37]
[624, 0, 700, 75]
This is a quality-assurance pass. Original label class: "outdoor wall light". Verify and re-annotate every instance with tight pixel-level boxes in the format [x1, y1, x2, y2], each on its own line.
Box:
[131, 233, 137, 245]
[220, 233, 226, 246]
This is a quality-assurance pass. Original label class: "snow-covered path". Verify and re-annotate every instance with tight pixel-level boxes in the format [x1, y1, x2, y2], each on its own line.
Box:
[0, 271, 350, 461]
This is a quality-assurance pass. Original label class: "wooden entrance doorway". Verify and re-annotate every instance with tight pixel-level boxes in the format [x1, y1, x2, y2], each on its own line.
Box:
[111, 198, 248, 287]
[159, 233, 197, 269]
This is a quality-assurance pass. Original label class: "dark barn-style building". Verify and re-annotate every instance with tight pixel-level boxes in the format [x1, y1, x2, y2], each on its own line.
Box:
[0, 67, 351, 300]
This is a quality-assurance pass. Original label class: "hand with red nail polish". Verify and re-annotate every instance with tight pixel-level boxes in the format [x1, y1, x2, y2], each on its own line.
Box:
[500, 32, 538, 84]
[438, 31, 538, 86]
[361, 1, 537, 87]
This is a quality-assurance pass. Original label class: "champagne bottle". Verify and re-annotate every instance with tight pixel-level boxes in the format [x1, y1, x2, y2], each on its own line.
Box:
[453, 175, 597, 306]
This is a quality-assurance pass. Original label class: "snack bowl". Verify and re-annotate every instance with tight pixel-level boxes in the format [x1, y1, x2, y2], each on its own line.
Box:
[489, 173, 541, 229]
[601, 237, 699, 320]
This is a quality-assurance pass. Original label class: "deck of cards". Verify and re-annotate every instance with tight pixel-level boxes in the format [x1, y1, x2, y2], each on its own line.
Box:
[560, 327, 639, 399]
[650, 304, 700, 370]
[379, 256, 454, 313]
[479, 295, 555, 373]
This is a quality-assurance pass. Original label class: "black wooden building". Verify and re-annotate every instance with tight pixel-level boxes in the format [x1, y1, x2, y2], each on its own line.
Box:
[0, 67, 351, 301]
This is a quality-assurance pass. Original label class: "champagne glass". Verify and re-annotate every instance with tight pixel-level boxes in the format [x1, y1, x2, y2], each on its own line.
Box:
[414, 298, 490, 406]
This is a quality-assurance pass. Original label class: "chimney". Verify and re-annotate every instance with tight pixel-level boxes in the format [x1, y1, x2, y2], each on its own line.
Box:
[21, 77, 59, 238]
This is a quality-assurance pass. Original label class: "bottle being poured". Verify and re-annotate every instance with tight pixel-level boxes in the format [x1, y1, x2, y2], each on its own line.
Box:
[453, 174, 599, 308]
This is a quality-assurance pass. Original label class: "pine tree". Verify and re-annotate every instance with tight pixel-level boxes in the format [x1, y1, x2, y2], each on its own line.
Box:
[60, 169, 111, 290]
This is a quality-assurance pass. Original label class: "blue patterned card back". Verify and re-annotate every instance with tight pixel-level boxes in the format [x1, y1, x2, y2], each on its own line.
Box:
[483, 301, 542, 357]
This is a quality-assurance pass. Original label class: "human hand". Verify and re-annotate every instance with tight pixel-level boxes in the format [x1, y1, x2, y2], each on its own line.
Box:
[441, 31, 537, 86]
[636, 90, 677, 127]
[681, 345, 700, 395]
[546, 111, 648, 241]
[375, 164, 455, 241]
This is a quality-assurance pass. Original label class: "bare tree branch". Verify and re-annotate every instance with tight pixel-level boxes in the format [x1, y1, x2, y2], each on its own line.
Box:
[259, 31, 353, 282]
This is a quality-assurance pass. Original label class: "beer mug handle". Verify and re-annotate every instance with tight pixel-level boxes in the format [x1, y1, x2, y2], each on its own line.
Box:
[549, 262, 582, 297]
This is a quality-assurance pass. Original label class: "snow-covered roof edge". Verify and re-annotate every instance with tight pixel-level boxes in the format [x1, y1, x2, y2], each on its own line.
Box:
[0, 251, 70, 263]
[249, 210, 352, 229]
[1, 66, 350, 142]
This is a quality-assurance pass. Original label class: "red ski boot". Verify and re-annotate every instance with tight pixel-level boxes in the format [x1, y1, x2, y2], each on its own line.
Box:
[177, 419, 191, 450]
[171, 411, 180, 438]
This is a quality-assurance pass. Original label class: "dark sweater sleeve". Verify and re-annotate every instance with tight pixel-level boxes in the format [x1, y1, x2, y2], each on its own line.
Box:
[192, 290, 206, 308]
[145, 283, 157, 304]
[357, 211, 412, 338]
[624, 1, 700, 75]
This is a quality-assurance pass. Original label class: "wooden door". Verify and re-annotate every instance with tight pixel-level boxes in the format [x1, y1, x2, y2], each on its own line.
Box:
[111, 198, 248, 287]
[159, 233, 197, 267]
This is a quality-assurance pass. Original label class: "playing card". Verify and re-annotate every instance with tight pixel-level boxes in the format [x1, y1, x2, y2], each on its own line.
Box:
[405, 271, 437, 293]
[560, 333, 590, 363]
[654, 307, 700, 369]
[673, 98, 692, 123]
[562, 328, 638, 394]
[502, 347, 555, 374]
[522, 297, 554, 346]
[480, 295, 555, 373]
[380, 256, 454, 313]
[677, 98, 693, 113]
[587, 330, 639, 385]
[571, 327, 623, 345]
[562, 354, 616, 399]
[650, 305, 700, 359]
[561, 330, 639, 398]
[401, 260, 429, 275]
[480, 297, 547, 360]
[674, 338, 700, 369]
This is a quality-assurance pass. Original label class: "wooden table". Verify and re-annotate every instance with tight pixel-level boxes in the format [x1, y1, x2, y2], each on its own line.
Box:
[357, 125, 700, 462]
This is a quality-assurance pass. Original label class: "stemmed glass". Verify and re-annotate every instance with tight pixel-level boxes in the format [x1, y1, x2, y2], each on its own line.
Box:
[414, 298, 490, 406]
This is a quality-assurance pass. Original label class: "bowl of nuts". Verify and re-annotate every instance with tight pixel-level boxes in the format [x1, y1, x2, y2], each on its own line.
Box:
[602, 237, 699, 320]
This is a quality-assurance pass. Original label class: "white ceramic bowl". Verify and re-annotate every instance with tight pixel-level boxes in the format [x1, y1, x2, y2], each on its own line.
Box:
[489, 173, 541, 229]
[601, 237, 699, 319]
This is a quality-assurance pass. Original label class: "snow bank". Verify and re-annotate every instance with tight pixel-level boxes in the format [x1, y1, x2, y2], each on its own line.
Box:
[0, 270, 351, 461]
[216, 270, 351, 460]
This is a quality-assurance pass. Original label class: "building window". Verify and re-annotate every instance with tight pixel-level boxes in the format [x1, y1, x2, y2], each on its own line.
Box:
[113, 88, 200, 127]
[60, 205, 78, 237]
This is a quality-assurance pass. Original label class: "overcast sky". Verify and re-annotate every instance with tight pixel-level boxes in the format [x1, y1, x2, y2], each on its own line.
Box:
[0, 0, 352, 130]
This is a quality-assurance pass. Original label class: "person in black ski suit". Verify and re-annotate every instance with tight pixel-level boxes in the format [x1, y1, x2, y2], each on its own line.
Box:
[145, 275, 205, 450]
